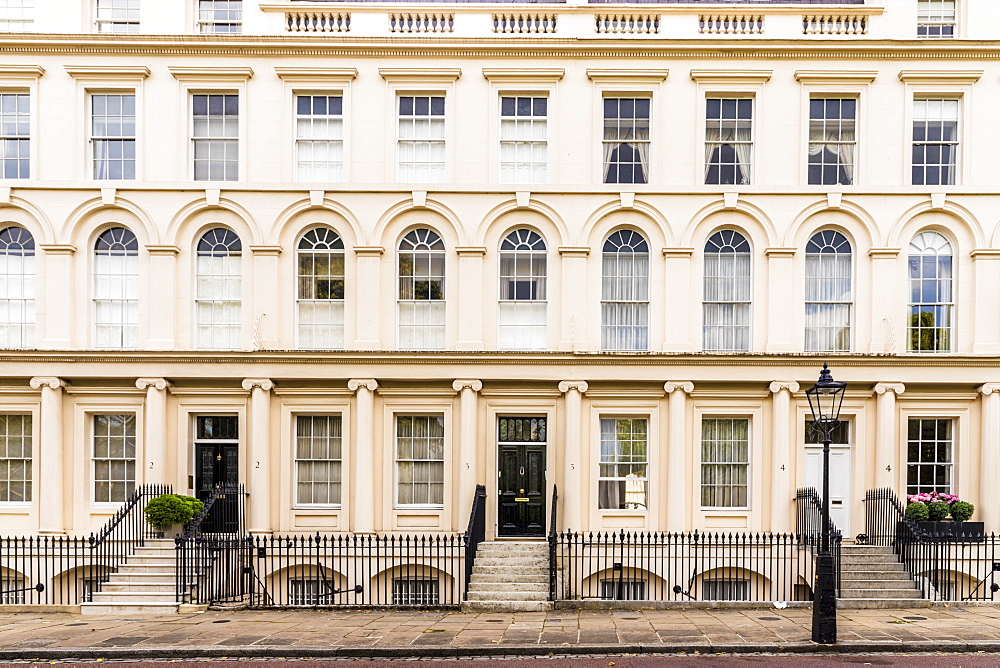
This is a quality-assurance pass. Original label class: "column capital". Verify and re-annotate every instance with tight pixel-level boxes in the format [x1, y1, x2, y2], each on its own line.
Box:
[664, 381, 694, 394]
[558, 380, 589, 394]
[30, 377, 66, 390]
[874, 382, 905, 396]
[769, 380, 800, 394]
[136, 377, 172, 391]
[452, 379, 483, 392]
[980, 383, 1000, 396]
[241, 378, 274, 392]
[348, 378, 379, 392]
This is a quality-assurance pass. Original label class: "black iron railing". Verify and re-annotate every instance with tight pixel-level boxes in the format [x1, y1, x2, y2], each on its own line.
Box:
[552, 530, 819, 602]
[86, 483, 173, 600]
[0, 535, 88, 604]
[175, 484, 247, 605]
[463, 484, 486, 601]
[863, 488, 1000, 601]
[548, 484, 558, 601]
[795, 486, 843, 596]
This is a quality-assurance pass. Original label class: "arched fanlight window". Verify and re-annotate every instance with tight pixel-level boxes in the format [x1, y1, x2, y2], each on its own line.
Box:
[498, 229, 547, 350]
[297, 227, 345, 349]
[397, 228, 445, 350]
[93, 227, 138, 349]
[805, 230, 852, 353]
[703, 229, 751, 352]
[195, 227, 242, 350]
[0, 226, 34, 348]
[601, 229, 649, 351]
[908, 230, 952, 352]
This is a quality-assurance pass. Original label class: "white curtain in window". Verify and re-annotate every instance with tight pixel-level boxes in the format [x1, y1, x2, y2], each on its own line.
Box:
[0, 250, 33, 348]
[703, 250, 750, 352]
[94, 246, 138, 349]
[298, 301, 344, 349]
[196, 254, 241, 349]
[601, 250, 649, 351]
[295, 415, 342, 506]
[398, 301, 445, 350]
[603, 125, 649, 183]
[704, 123, 752, 182]
[805, 246, 852, 353]
[700, 418, 749, 508]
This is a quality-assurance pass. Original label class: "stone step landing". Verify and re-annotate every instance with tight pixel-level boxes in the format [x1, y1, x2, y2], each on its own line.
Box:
[836, 544, 922, 607]
[463, 540, 552, 612]
[81, 539, 184, 615]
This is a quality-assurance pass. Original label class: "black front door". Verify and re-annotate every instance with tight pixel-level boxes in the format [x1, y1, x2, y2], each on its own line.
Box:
[497, 417, 546, 536]
[194, 416, 239, 533]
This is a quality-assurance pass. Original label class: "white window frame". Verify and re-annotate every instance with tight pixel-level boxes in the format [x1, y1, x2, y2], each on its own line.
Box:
[92, 226, 139, 349]
[807, 96, 857, 187]
[597, 416, 649, 512]
[0, 91, 29, 180]
[907, 230, 953, 353]
[191, 92, 239, 182]
[704, 96, 753, 186]
[295, 227, 345, 350]
[600, 229, 650, 352]
[393, 413, 445, 510]
[497, 228, 547, 351]
[194, 227, 242, 350]
[905, 416, 955, 496]
[197, 0, 241, 34]
[293, 414, 343, 508]
[699, 416, 751, 511]
[95, 0, 140, 33]
[91, 412, 138, 506]
[294, 93, 344, 183]
[796, 73, 872, 187]
[396, 228, 446, 351]
[380, 70, 459, 185]
[0, 225, 34, 349]
[0, 413, 32, 506]
[498, 94, 548, 185]
[898, 74, 975, 188]
[702, 229, 752, 353]
[0, 0, 33, 32]
[804, 229, 853, 353]
[601, 96, 650, 185]
[90, 91, 137, 181]
[911, 97, 959, 187]
[918, 0, 957, 38]
[395, 93, 446, 184]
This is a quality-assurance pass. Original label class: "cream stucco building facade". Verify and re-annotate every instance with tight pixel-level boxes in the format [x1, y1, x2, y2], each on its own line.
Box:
[0, 0, 998, 549]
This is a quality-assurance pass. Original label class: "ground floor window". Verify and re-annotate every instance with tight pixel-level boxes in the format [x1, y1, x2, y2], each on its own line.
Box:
[0, 576, 24, 603]
[93, 413, 136, 503]
[702, 579, 749, 601]
[395, 415, 444, 507]
[288, 578, 334, 605]
[392, 578, 439, 605]
[700, 418, 749, 508]
[0, 414, 31, 503]
[600, 579, 646, 601]
[907, 417, 953, 495]
[295, 415, 342, 506]
[598, 417, 648, 510]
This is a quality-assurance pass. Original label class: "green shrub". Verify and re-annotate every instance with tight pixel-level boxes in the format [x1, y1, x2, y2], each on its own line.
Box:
[927, 501, 950, 521]
[950, 501, 975, 522]
[905, 502, 929, 521]
[144, 494, 202, 531]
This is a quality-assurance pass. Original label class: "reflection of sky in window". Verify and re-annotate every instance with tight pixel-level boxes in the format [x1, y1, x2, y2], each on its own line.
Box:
[909, 255, 952, 302]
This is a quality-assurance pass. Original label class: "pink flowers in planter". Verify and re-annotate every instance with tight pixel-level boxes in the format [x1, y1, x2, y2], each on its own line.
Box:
[907, 491, 960, 504]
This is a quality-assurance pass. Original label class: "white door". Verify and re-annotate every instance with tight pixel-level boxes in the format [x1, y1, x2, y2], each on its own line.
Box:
[804, 446, 851, 535]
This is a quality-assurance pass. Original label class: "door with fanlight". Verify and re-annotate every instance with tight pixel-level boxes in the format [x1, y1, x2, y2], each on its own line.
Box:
[193, 415, 239, 533]
[497, 416, 546, 537]
[804, 420, 851, 535]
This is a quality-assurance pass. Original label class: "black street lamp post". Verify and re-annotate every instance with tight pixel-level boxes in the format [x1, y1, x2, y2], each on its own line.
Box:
[805, 362, 846, 645]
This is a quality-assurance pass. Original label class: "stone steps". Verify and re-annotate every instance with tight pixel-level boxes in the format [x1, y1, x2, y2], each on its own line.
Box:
[82, 541, 182, 615]
[463, 540, 552, 612]
[836, 544, 922, 605]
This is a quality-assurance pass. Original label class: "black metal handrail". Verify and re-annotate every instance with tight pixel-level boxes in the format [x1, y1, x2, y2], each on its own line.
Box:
[547, 484, 558, 601]
[86, 483, 172, 600]
[176, 484, 247, 604]
[863, 487, 927, 547]
[794, 486, 842, 596]
[463, 484, 486, 601]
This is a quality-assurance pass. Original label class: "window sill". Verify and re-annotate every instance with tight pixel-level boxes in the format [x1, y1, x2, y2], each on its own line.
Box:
[293, 505, 341, 512]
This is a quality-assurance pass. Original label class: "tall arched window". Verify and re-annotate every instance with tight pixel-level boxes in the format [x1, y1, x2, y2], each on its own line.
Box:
[94, 227, 138, 349]
[703, 229, 751, 352]
[297, 227, 345, 349]
[0, 226, 34, 348]
[805, 230, 852, 352]
[601, 229, 648, 351]
[398, 228, 445, 350]
[498, 229, 546, 350]
[196, 228, 241, 349]
[908, 230, 952, 352]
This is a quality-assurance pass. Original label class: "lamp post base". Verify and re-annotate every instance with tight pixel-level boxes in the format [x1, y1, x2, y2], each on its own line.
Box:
[812, 551, 838, 644]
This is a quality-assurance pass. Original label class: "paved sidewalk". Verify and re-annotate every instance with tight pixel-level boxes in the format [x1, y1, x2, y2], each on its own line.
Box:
[2, 607, 1000, 659]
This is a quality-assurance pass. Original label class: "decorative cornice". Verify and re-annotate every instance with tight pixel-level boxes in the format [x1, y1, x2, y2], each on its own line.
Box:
[0, 64, 43, 78]
[874, 382, 905, 395]
[689, 69, 771, 83]
[558, 246, 590, 258]
[664, 381, 694, 394]
[869, 248, 901, 258]
[769, 380, 800, 393]
[145, 245, 180, 256]
[274, 66, 357, 81]
[250, 245, 282, 256]
[135, 377, 170, 391]
[65, 65, 149, 79]
[971, 249, 1000, 259]
[898, 69, 983, 84]
[380, 68, 461, 82]
[587, 68, 668, 83]
[558, 380, 589, 394]
[39, 244, 76, 255]
[765, 247, 797, 258]
[348, 378, 378, 392]
[794, 70, 878, 84]
[241, 378, 274, 391]
[482, 68, 564, 83]
[169, 66, 254, 81]
[353, 246, 384, 257]
[29, 377, 66, 390]
[455, 246, 487, 257]
[662, 247, 695, 259]
[452, 379, 483, 392]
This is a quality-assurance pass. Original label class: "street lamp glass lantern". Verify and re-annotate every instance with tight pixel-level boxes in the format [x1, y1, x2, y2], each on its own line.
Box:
[806, 362, 847, 425]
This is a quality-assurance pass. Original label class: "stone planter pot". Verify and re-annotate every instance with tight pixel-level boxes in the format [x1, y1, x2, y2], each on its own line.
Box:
[154, 523, 186, 539]
[899, 521, 985, 543]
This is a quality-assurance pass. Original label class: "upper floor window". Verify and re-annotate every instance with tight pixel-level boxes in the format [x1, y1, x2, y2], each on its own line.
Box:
[192, 94, 237, 181]
[92, 93, 136, 180]
[808, 98, 855, 186]
[0, 0, 32, 32]
[918, 0, 955, 38]
[500, 96, 547, 184]
[93, 413, 136, 504]
[498, 229, 546, 350]
[0, 414, 30, 503]
[912, 98, 958, 186]
[0, 93, 28, 179]
[599, 417, 648, 510]
[96, 0, 139, 33]
[601, 229, 649, 351]
[198, 0, 241, 34]
[93, 227, 138, 349]
[705, 98, 752, 186]
[703, 230, 751, 352]
[195, 228, 241, 350]
[397, 96, 445, 183]
[805, 230, 852, 353]
[398, 228, 445, 350]
[0, 225, 33, 348]
[603, 98, 649, 184]
[297, 228, 344, 350]
[296, 94, 342, 182]
[908, 230, 952, 353]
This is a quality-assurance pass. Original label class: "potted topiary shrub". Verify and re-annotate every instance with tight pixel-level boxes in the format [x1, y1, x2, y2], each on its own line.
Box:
[144, 494, 204, 538]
